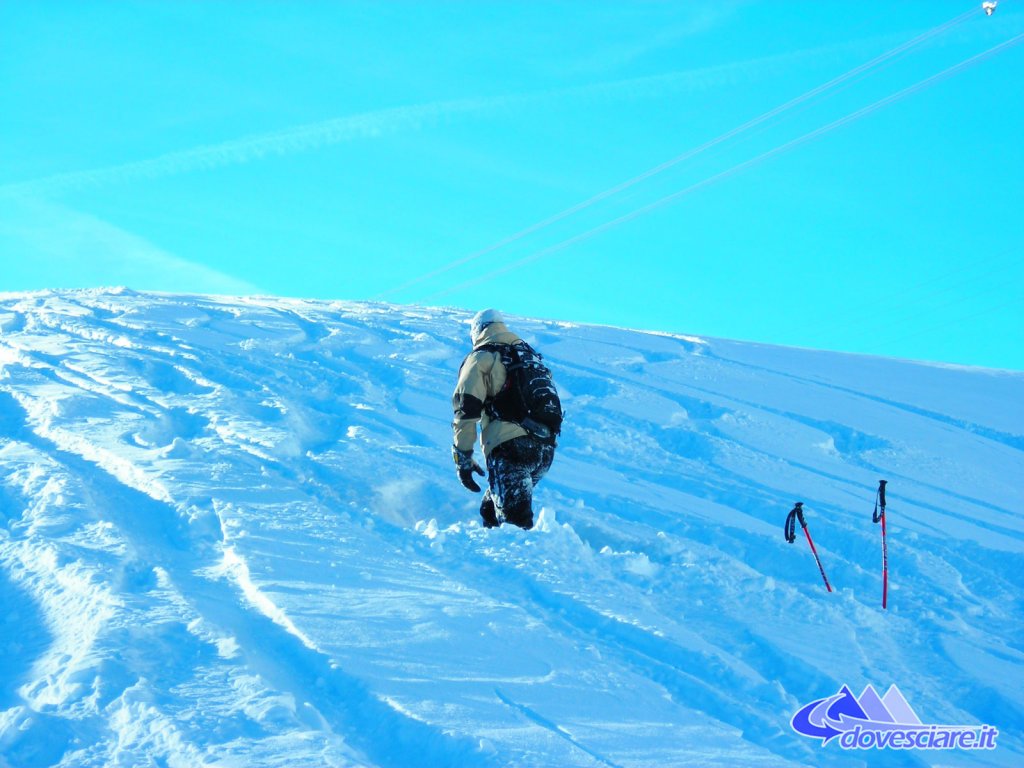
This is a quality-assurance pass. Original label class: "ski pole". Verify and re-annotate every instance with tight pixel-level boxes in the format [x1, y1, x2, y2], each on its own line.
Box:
[873, 480, 888, 609]
[785, 502, 833, 592]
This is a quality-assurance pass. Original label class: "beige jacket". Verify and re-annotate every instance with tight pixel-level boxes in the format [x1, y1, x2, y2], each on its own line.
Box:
[452, 322, 528, 456]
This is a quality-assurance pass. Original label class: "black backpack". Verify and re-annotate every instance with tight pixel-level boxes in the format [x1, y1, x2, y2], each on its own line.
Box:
[476, 340, 563, 443]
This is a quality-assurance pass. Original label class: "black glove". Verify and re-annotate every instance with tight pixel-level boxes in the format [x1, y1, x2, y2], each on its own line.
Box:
[452, 446, 485, 492]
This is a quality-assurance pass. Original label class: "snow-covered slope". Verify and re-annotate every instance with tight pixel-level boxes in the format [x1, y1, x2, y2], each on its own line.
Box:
[0, 289, 1020, 768]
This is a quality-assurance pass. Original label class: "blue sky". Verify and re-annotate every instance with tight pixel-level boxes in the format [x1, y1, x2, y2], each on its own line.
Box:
[1, 1, 1022, 369]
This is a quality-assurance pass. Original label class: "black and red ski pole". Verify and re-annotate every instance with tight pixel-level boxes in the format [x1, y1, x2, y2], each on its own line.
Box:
[873, 480, 888, 609]
[785, 502, 833, 592]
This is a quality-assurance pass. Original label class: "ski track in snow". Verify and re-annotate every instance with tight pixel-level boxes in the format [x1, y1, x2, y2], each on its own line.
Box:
[0, 288, 1021, 767]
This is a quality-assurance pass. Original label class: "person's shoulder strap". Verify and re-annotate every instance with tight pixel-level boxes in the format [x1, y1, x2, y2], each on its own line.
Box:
[472, 341, 510, 353]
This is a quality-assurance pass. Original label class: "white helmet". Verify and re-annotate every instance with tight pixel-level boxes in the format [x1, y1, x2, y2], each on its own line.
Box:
[470, 308, 504, 343]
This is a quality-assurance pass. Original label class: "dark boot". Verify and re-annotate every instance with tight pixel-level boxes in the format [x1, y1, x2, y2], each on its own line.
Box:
[480, 494, 500, 528]
[502, 501, 533, 530]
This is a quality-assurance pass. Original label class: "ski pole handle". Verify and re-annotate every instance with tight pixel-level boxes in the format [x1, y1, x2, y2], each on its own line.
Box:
[785, 502, 805, 543]
[873, 480, 887, 523]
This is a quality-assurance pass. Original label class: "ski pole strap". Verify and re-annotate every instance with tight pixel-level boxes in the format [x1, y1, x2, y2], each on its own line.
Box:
[785, 502, 805, 543]
[873, 480, 887, 523]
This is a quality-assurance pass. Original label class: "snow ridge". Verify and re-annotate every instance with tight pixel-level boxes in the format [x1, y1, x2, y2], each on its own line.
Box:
[0, 289, 1021, 767]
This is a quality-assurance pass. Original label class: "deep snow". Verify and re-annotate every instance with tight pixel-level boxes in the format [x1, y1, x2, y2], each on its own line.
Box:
[0, 289, 1021, 767]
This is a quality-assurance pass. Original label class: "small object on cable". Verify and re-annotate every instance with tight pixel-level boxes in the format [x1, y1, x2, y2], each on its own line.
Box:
[983, 1, 997, 16]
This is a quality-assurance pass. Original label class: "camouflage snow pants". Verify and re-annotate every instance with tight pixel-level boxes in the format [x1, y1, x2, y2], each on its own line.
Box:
[480, 435, 555, 530]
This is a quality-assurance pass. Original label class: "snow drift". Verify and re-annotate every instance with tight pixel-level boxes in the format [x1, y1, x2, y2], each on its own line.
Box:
[0, 289, 1020, 767]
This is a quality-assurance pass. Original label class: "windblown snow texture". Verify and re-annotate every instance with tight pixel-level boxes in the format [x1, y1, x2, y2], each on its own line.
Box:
[0, 289, 1020, 767]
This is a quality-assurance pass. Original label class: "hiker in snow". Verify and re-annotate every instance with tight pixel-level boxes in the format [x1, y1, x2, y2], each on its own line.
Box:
[451, 309, 562, 530]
